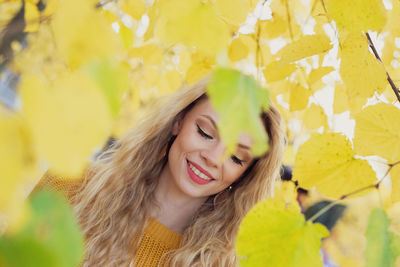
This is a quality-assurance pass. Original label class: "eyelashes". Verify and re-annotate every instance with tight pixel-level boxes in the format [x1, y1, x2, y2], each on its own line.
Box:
[196, 123, 213, 139]
[196, 124, 244, 166]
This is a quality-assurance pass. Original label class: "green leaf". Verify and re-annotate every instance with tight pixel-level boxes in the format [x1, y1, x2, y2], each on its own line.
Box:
[365, 208, 400, 267]
[237, 198, 329, 267]
[0, 191, 85, 267]
[84, 58, 129, 118]
[207, 68, 270, 157]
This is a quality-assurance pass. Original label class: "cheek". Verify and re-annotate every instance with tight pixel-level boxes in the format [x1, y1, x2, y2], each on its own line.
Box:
[222, 163, 245, 185]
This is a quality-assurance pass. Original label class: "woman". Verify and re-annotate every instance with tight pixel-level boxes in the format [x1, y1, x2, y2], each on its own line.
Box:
[39, 76, 285, 266]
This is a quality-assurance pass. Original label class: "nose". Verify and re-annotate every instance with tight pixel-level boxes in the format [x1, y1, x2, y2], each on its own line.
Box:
[200, 141, 226, 168]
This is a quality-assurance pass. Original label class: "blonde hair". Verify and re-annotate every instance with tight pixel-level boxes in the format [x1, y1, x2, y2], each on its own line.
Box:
[72, 78, 285, 266]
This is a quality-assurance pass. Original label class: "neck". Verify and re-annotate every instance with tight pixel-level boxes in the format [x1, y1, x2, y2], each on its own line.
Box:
[151, 165, 207, 234]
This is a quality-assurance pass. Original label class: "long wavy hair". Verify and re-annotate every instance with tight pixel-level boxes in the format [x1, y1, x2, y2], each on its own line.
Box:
[72, 77, 285, 266]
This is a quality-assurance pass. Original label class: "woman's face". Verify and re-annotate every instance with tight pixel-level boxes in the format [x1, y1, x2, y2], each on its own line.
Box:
[166, 98, 255, 199]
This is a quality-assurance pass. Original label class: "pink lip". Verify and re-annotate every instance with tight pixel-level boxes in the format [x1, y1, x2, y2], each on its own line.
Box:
[188, 160, 214, 179]
[186, 160, 214, 185]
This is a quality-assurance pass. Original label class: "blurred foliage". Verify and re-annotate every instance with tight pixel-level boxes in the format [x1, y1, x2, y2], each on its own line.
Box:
[0, 0, 400, 266]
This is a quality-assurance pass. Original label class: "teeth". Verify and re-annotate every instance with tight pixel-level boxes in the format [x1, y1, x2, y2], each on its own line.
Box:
[188, 162, 213, 181]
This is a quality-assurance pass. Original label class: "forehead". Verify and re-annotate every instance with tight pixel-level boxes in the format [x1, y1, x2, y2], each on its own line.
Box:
[185, 98, 219, 121]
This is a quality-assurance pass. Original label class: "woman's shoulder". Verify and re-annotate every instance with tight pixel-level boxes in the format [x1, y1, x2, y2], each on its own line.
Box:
[32, 170, 83, 201]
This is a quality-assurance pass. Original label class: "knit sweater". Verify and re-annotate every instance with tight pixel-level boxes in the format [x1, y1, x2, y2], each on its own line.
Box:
[33, 174, 182, 267]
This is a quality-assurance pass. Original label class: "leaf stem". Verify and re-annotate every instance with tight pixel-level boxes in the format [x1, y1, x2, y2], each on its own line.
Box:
[255, 23, 263, 82]
[307, 200, 339, 223]
[306, 161, 399, 224]
[366, 32, 400, 102]
[284, 0, 294, 40]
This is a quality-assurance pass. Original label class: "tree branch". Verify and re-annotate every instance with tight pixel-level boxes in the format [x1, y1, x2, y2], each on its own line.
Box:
[366, 32, 400, 102]
[306, 161, 398, 224]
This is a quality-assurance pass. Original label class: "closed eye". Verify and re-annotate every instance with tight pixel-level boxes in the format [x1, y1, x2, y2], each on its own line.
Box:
[196, 124, 213, 139]
[231, 155, 244, 166]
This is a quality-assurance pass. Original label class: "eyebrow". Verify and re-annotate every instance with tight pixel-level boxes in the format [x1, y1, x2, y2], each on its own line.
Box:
[200, 115, 251, 151]
[200, 115, 218, 130]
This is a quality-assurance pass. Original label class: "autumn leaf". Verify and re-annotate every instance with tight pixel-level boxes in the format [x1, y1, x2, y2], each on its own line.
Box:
[276, 34, 332, 65]
[120, 0, 146, 20]
[289, 83, 310, 111]
[20, 71, 113, 177]
[302, 103, 328, 130]
[83, 59, 129, 118]
[263, 61, 297, 83]
[333, 83, 349, 114]
[207, 68, 270, 157]
[293, 133, 377, 198]
[24, 1, 40, 32]
[51, 0, 120, 68]
[214, 0, 256, 26]
[156, 0, 230, 55]
[0, 191, 84, 267]
[365, 208, 400, 267]
[325, 0, 387, 32]
[340, 33, 387, 103]
[391, 165, 400, 203]
[237, 190, 328, 267]
[353, 103, 400, 163]
[0, 111, 35, 211]
[128, 43, 164, 66]
[228, 38, 249, 62]
[186, 52, 215, 84]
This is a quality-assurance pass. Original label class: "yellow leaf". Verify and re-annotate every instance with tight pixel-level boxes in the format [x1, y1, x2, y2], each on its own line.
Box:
[269, 80, 291, 99]
[302, 103, 328, 130]
[186, 52, 215, 84]
[237, 192, 328, 267]
[120, 0, 146, 20]
[289, 83, 310, 111]
[157, 69, 183, 95]
[263, 61, 297, 83]
[215, 0, 254, 26]
[156, 0, 230, 54]
[308, 66, 334, 90]
[258, 14, 288, 40]
[354, 103, 400, 163]
[277, 34, 332, 65]
[262, 0, 302, 39]
[177, 47, 192, 73]
[274, 180, 299, 208]
[43, 0, 58, 17]
[340, 33, 387, 101]
[20, 71, 112, 177]
[143, 4, 157, 41]
[119, 23, 134, 50]
[333, 83, 349, 114]
[228, 37, 249, 62]
[391, 165, 400, 203]
[3, 200, 32, 234]
[24, 1, 40, 32]
[310, 67, 334, 82]
[128, 43, 164, 65]
[324, 191, 384, 267]
[51, 0, 120, 69]
[0, 112, 34, 211]
[0, 1, 22, 27]
[283, 144, 295, 166]
[325, 0, 387, 32]
[293, 133, 377, 198]
[382, 1, 400, 74]
[112, 86, 141, 138]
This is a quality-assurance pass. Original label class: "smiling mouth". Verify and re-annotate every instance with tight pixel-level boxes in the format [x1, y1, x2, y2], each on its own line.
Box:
[186, 160, 215, 184]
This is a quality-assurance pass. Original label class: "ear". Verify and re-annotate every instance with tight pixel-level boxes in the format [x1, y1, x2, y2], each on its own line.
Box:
[172, 118, 182, 135]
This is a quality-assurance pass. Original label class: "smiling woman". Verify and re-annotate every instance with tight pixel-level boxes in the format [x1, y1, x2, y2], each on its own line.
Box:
[37, 73, 285, 266]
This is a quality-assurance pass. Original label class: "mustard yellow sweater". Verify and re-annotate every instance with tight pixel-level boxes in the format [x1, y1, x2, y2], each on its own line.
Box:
[33, 174, 182, 267]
